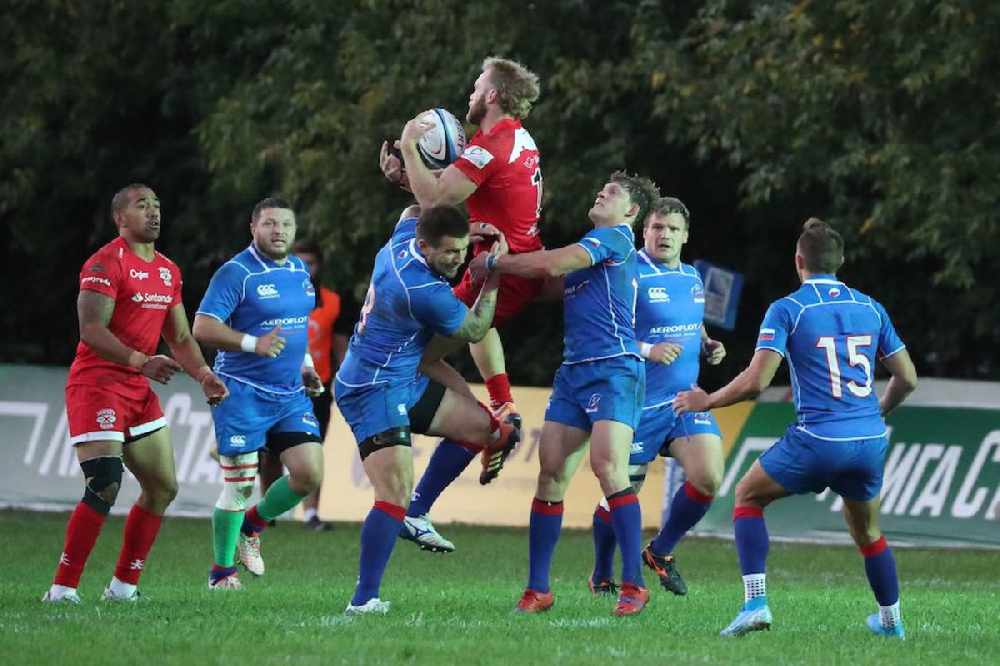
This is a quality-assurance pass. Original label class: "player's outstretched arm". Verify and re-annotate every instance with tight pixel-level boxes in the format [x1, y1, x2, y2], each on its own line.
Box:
[163, 304, 228, 404]
[469, 244, 592, 282]
[879, 348, 918, 416]
[192, 314, 286, 359]
[674, 349, 783, 414]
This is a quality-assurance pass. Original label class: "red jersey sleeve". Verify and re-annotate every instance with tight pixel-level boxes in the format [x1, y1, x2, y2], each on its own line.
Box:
[79, 252, 121, 300]
[453, 132, 504, 187]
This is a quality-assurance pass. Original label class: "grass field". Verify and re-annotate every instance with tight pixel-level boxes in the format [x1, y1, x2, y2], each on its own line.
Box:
[2, 509, 998, 665]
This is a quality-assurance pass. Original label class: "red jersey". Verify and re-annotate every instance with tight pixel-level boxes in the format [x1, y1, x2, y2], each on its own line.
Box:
[453, 117, 543, 254]
[67, 236, 183, 389]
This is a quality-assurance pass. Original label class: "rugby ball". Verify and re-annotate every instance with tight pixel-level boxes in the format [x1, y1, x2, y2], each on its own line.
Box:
[416, 108, 467, 169]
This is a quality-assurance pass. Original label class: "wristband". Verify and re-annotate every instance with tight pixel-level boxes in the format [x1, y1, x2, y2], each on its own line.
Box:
[127, 350, 149, 369]
[639, 342, 653, 359]
[240, 334, 258, 353]
[302, 353, 315, 369]
[485, 253, 498, 272]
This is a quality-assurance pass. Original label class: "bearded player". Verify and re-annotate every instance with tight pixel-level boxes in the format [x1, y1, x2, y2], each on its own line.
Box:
[43, 184, 228, 604]
[380, 56, 547, 552]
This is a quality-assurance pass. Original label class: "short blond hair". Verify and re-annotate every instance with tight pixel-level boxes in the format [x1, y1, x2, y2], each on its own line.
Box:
[483, 56, 540, 118]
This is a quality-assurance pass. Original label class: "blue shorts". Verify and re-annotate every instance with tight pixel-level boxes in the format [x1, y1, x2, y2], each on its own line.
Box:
[629, 403, 721, 465]
[545, 356, 645, 432]
[212, 379, 320, 457]
[334, 373, 431, 445]
[759, 426, 889, 501]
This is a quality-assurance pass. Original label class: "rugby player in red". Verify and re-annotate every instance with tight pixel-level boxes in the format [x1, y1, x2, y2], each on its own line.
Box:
[380, 57, 549, 551]
[42, 184, 228, 604]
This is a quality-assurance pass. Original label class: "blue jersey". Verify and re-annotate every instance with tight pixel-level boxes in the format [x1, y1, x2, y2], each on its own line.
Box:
[562, 224, 640, 364]
[196, 245, 314, 394]
[635, 252, 705, 407]
[336, 217, 468, 387]
[756, 275, 906, 440]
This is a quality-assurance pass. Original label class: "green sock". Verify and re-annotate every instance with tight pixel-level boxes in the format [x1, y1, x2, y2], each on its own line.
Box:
[213, 508, 244, 567]
[257, 475, 307, 522]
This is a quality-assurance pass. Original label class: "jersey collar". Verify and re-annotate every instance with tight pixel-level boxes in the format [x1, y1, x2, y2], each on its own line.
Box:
[482, 116, 520, 138]
[803, 274, 841, 284]
[638, 249, 683, 273]
[248, 243, 291, 270]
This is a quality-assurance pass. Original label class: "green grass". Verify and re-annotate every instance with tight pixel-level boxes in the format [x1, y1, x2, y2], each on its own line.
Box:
[2, 509, 998, 665]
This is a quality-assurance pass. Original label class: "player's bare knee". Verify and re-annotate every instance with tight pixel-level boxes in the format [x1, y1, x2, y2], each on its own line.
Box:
[690, 468, 722, 497]
[80, 456, 124, 515]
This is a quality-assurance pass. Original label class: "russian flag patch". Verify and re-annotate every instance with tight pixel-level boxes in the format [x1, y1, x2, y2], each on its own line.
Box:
[757, 327, 776, 343]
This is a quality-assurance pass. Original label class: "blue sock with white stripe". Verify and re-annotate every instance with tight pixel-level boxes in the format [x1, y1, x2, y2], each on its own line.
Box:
[407, 440, 476, 517]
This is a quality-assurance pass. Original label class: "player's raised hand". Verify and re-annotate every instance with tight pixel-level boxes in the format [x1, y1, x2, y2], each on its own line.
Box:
[673, 385, 710, 415]
[470, 222, 502, 244]
[141, 355, 183, 384]
[400, 111, 435, 146]
[302, 366, 325, 397]
[256, 325, 286, 358]
[197, 368, 229, 406]
[702, 338, 726, 365]
[380, 139, 411, 191]
[649, 341, 683, 365]
[468, 252, 490, 285]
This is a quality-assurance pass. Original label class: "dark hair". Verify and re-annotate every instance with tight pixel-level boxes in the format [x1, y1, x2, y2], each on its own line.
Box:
[111, 183, 153, 219]
[417, 206, 468, 246]
[292, 238, 323, 264]
[483, 56, 541, 118]
[645, 196, 691, 228]
[610, 171, 660, 225]
[251, 196, 293, 223]
[797, 217, 844, 273]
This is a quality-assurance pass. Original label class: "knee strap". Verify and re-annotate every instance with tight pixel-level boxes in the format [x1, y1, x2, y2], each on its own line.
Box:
[80, 456, 124, 515]
[216, 452, 259, 511]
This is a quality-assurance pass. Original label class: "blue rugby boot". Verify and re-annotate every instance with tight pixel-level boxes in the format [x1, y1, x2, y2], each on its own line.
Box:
[720, 596, 773, 637]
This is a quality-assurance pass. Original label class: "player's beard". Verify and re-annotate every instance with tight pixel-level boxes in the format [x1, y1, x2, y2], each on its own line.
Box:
[467, 97, 487, 125]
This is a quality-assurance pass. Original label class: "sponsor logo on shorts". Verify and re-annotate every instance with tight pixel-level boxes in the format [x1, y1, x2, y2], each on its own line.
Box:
[585, 393, 602, 414]
[302, 413, 318, 427]
[257, 283, 280, 299]
[81, 276, 112, 287]
[129, 268, 149, 280]
[758, 327, 776, 343]
[229, 434, 246, 447]
[691, 284, 705, 303]
[159, 267, 173, 287]
[647, 287, 670, 304]
[460, 145, 494, 169]
[96, 407, 117, 429]
[397, 404, 407, 415]
[630, 441, 643, 454]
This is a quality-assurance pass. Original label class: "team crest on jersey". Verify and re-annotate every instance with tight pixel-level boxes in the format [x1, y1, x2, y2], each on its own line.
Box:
[159, 267, 173, 287]
[257, 283, 279, 299]
[584, 393, 602, 414]
[461, 145, 494, 169]
[690, 284, 705, 303]
[96, 408, 117, 429]
[302, 278, 315, 297]
[828, 287, 841, 298]
[647, 287, 669, 303]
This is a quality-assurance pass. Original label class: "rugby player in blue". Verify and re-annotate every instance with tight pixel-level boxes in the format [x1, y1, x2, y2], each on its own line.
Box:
[675, 218, 918, 638]
[193, 197, 327, 590]
[588, 197, 727, 598]
[335, 205, 519, 615]
[469, 172, 660, 616]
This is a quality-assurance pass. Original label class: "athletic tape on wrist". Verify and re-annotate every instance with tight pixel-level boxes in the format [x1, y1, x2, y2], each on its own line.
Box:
[639, 342, 653, 359]
[240, 334, 258, 353]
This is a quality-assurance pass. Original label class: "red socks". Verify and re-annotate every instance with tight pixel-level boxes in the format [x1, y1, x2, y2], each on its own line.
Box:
[53, 502, 107, 588]
[113, 504, 164, 585]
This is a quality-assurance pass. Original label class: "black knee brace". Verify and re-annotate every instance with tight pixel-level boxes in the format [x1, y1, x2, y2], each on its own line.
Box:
[80, 456, 124, 515]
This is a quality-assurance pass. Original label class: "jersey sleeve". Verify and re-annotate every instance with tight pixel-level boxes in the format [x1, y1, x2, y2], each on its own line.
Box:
[756, 300, 794, 357]
[196, 262, 245, 323]
[79, 253, 121, 300]
[171, 265, 183, 306]
[874, 299, 906, 359]
[453, 134, 502, 187]
[409, 283, 469, 337]
[575, 226, 633, 266]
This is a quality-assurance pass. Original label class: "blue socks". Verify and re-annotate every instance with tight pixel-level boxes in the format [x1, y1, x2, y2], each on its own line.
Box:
[352, 501, 405, 606]
[528, 498, 563, 592]
[651, 481, 713, 555]
[407, 440, 476, 517]
[733, 506, 769, 575]
[608, 489, 645, 587]
[862, 536, 900, 605]
[591, 505, 616, 582]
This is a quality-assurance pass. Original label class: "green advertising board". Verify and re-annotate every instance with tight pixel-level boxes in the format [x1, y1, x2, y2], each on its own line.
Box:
[698, 403, 1000, 547]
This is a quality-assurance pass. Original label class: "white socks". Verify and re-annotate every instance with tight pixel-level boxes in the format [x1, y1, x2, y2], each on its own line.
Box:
[304, 507, 318, 522]
[742, 573, 766, 602]
[879, 601, 902, 628]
